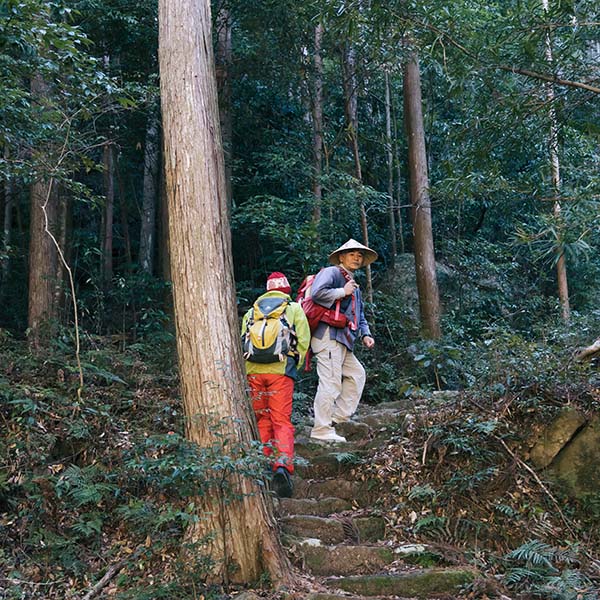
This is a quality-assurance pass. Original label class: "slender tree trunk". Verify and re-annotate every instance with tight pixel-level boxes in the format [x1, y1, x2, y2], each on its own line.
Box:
[139, 103, 161, 274]
[1, 146, 14, 291]
[395, 142, 405, 253]
[391, 97, 406, 254]
[403, 50, 441, 339]
[159, 0, 290, 585]
[102, 142, 115, 289]
[115, 156, 133, 268]
[215, 4, 233, 211]
[158, 155, 173, 318]
[384, 69, 397, 266]
[341, 44, 373, 302]
[542, 0, 570, 322]
[312, 22, 324, 224]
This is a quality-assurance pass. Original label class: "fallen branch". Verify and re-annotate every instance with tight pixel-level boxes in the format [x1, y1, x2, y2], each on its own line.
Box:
[494, 436, 577, 538]
[574, 338, 600, 362]
[81, 548, 143, 600]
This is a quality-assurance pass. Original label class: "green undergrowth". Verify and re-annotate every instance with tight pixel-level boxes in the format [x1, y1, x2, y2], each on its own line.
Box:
[2, 312, 600, 599]
[361, 318, 600, 599]
[0, 333, 271, 600]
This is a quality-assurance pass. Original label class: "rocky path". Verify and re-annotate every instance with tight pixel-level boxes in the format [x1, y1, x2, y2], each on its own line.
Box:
[274, 401, 476, 599]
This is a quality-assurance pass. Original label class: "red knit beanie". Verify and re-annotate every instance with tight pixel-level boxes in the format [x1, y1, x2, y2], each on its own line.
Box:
[266, 272, 292, 294]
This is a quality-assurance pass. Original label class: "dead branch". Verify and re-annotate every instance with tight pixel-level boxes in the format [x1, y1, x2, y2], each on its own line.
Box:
[494, 436, 577, 538]
[81, 548, 143, 600]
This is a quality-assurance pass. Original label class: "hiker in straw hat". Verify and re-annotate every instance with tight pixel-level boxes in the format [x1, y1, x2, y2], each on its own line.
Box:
[308, 239, 377, 443]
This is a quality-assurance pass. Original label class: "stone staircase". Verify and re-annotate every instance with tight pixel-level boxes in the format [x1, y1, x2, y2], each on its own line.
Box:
[274, 401, 476, 599]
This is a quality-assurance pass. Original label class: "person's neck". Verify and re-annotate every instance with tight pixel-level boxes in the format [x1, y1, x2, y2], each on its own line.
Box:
[339, 265, 355, 276]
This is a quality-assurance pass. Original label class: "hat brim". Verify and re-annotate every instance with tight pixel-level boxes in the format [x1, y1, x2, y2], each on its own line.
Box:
[328, 247, 378, 266]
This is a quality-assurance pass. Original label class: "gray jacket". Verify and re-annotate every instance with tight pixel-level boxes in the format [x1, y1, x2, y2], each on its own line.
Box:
[310, 265, 371, 351]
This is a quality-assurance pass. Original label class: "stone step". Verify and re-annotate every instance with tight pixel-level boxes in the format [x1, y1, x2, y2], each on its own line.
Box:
[306, 594, 389, 600]
[277, 496, 352, 517]
[295, 435, 363, 459]
[281, 514, 385, 544]
[295, 450, 367, 479]
[355, 408, 408, 431]
[291, 541, 396, 576]
[293, 477, 366, 503]
[324, 568, 477, 598]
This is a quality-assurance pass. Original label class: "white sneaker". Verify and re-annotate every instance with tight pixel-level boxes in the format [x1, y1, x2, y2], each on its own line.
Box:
[310, 431, 347, 443]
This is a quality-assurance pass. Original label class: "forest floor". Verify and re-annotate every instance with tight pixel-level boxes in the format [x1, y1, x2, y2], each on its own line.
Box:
[1, 332, 599, 599]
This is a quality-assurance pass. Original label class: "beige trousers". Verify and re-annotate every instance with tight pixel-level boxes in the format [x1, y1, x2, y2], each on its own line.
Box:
[310, 331, 366, 438]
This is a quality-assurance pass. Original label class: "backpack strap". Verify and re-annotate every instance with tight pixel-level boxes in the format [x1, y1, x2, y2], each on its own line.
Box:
[337, 267, 357, 331]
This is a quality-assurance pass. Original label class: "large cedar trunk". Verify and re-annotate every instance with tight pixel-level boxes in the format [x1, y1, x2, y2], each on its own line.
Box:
[158, 0, 290, 585]
[215, 4, 233, 211]
[28, 176, 60, 350]
[403, 51, 441, 339]
[27, 74, 62, 350]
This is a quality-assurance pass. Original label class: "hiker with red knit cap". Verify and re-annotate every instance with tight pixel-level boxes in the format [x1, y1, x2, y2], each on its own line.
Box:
[241, 272, 310, 497]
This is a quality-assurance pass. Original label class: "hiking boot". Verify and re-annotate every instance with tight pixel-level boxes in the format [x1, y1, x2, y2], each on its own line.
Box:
[272, 467, 293, 498]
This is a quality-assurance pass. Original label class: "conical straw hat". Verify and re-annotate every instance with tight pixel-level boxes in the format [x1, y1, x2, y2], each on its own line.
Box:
[328, 238, 378, 266]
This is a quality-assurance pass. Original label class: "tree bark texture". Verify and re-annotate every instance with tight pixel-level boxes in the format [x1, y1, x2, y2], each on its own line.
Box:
[27, 74, 61, 350]
[158, 0, 290, 585]
[311, 22, 324, 224]
[139, 103, 161, 274]
[403, 51, 441, 339]
[215, 4, 233, 211]
[28, 177, 60, 349]
[341, 44, 373, 302]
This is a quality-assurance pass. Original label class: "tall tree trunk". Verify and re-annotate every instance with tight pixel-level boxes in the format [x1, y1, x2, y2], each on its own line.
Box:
[159, 0, 290, 585]
[312, 22, 324, 224]
[102, 142, 115, 289]
[28, 176, 60, 350]
[215, 3, 233, 211]
[384, 69, 397, 266]
[1, 146, 14, 292]
[395, 142, 405, 253]
[341, 44, 373, 302]
[28, 74, 61, 350]
[139, 103, 161, 274]
[115, 156, 133, 268]
[403, 50, 441, 339]
[158, 156, 173, 318]
[391, 97, 406, 254]
[542, 0, 570, 322]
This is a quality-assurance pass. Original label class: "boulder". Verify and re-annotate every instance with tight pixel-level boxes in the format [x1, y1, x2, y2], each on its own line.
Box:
[550, 416, 600, 497]
[529, 409, 586, 469]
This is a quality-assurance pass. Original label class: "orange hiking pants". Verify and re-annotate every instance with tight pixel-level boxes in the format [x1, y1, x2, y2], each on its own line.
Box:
[247, 373, 295, 473]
